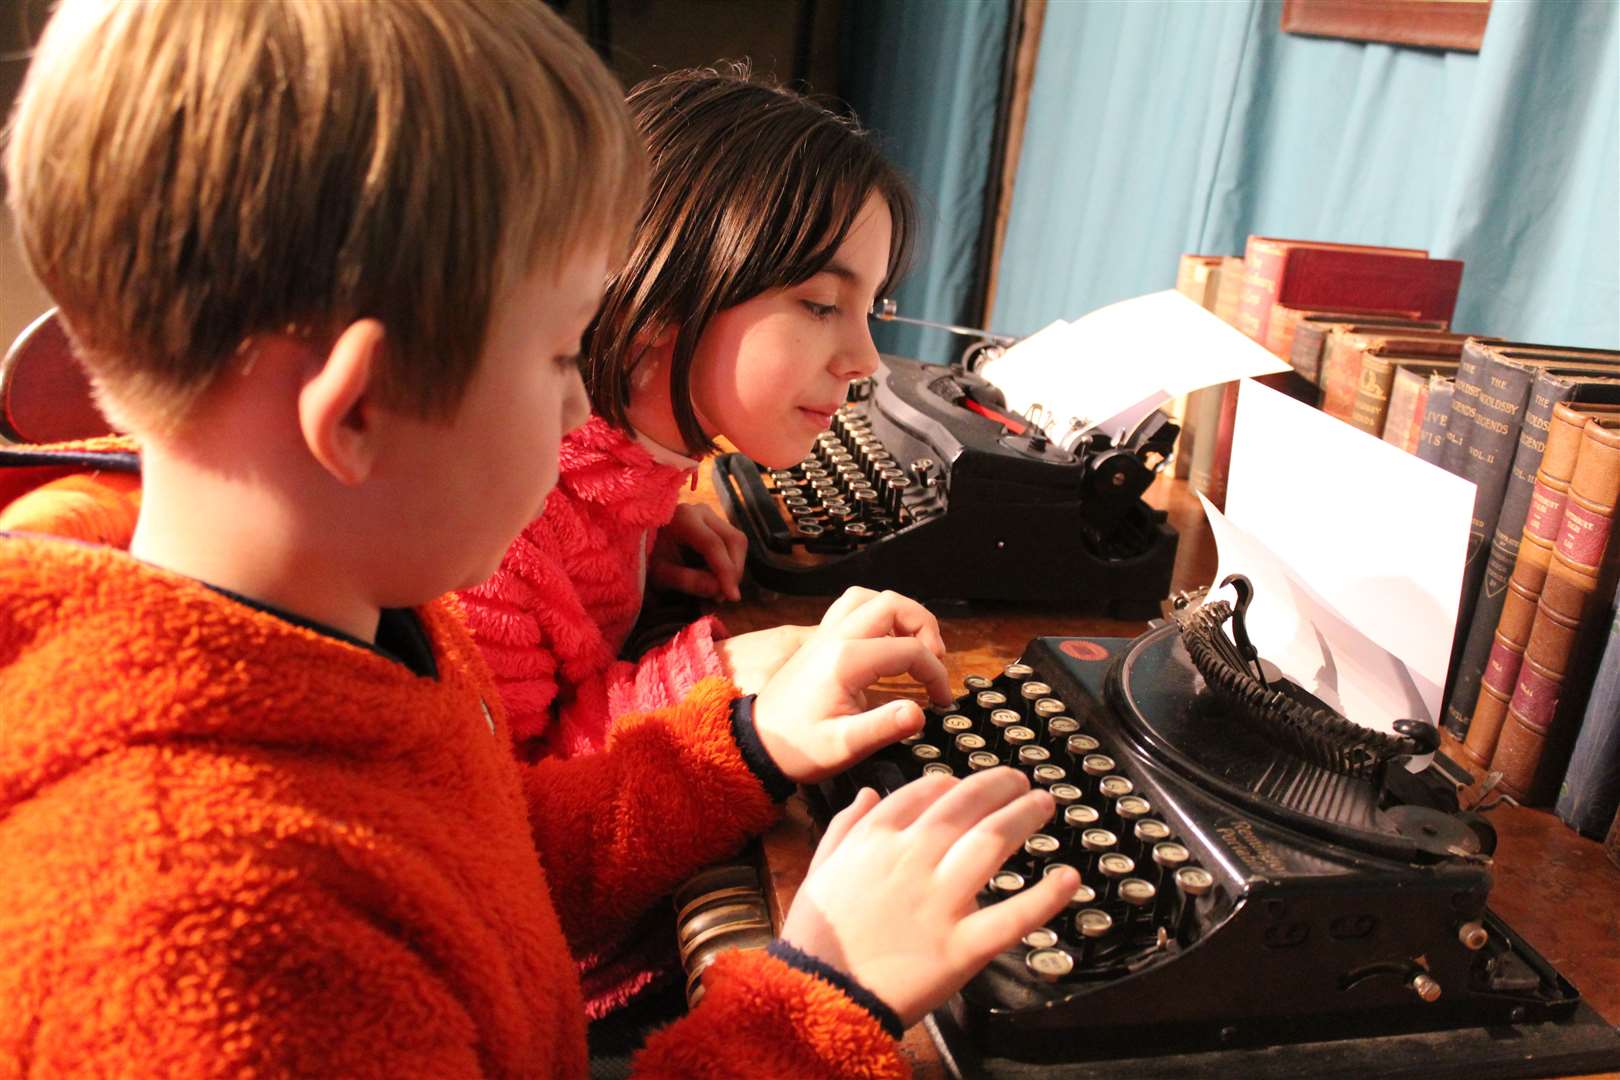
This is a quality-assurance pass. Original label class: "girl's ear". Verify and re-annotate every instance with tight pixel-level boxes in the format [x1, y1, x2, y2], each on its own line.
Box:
[298, 319, 387, 486]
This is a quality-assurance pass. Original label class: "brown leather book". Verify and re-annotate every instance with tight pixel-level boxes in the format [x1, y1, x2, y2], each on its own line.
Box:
[1270, 306, 1427, 368]
[1490, 415, 1620, 803]
[1190, 258, 1247, 508]
[1462, 404, 1591, 770]
[1320, 329, 1472, 422]
[1289, 313, 1442, 385]
[1383, 361, 1459, 453]
[1351, 351, 1458, 437]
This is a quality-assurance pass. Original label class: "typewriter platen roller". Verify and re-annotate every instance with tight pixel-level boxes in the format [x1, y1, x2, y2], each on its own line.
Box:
[808, 596, 1620, 1077]
[712, 354, 1179, 617]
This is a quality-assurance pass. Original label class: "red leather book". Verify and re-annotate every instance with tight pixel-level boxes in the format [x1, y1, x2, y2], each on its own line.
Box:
[1244, 238, 1464, 351]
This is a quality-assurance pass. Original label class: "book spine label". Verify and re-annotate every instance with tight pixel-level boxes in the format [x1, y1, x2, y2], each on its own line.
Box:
[1350, 359, 1394, 435]
[1524, 486, 1570, 539]
[1510, 660, 1561, 732]
[1559, 504, 1613, 570]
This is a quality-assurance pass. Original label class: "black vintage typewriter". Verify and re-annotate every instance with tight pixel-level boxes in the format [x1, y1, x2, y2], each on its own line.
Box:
[808, 582, 1620, 1078]
[711, 353, 1179, 617]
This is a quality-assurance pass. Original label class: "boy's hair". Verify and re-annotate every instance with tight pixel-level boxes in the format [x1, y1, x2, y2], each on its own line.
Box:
[583, 66, 917, 455]
[5, 0, 644, 433]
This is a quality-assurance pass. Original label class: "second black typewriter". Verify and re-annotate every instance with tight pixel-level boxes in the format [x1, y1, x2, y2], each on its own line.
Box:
[711, 354, 1179, 617]
[807, 583, 1620, 1078]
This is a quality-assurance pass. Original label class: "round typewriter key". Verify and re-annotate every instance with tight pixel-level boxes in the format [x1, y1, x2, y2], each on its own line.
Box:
[975, 690, 1008, 712]
[1017, 744, 1051, 767]
[1025, 947, 1074, 983]
[1116, 796, 1152, 840]
[1082, 753, 1116, 778]
[826, 504, 855, 520]
[1098, 852, 1135, 903]
[989, 870, 1025, 898]
[988, 708, 1021, 739]
[1032, 763, 1068, 787]
[1081, 829, 1118, 874]
[1120, 877, 1157, 929]
[953, 732, 988, 769]
[783, 495, 808, 508]
[1002, 662, 1035, 682]
[852, 489, 880, 506]
[1022, 927, 1060, 950]
[789, 505, 819, 517]
[900, 730, 924, 744]
[910, 743, 942, 765]
[1049, 783, 1083, 809]
[1134, 819, 1171, 845]
[941, 714, 975, 738]
[1152, 842, 1192, 909]
[1063, 804, 1100, 831]
[1065, 733, 1100, 759]
[963, 674, 994, 694]
[966, 750, 1001, 773]
[1002, 726, 1036, 762]
[1024, 833, 1061, 860]
[777, 486, 804, 498]
[1032, 698, 1066, 722]
[1061, 878, 1098, 913]
[1018, 682, 1053, 716]
[844, 522, 874, 540]
[1152, 842, 1190, 871]
[796, 523, 825, 539]
[1046, 716, 1080, 742]
[922, 761, 955, 778]
[1098, 775, 1133, 800]
[1174, 866, 1215, 941]
[1074, 909, 1114, 966]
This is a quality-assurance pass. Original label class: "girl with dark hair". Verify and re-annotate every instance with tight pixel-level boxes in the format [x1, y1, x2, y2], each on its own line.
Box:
[456, 68, 923, 1021]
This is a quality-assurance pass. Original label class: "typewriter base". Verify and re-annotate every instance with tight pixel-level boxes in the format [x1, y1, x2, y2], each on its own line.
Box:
[925, 998, 1620, 1079]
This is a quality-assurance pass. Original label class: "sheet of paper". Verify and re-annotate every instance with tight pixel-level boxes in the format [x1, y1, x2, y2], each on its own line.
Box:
[978, 290, 1290, 445]
[1201, 493, 1432, 736]
[1219, 380, 1475, 726]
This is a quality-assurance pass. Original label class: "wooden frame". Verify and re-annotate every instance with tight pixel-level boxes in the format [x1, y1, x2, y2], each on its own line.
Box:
[1281, 0, 1491, 53]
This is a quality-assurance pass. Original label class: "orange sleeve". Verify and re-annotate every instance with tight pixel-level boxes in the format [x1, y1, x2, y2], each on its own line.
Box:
[522, 675, 782, 953]
[633, 949, 909, 1079]
[24, 857, 486, 1078]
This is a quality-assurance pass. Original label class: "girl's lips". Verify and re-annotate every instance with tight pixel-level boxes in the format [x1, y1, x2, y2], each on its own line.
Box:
[798, 406, 837, 427]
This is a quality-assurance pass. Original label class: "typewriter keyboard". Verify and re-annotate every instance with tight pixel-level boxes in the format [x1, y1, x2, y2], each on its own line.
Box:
[761, 407, 938, 554]
[820, 660, 1216, 986]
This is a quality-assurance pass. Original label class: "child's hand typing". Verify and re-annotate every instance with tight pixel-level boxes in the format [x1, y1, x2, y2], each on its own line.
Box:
[651, 503, 748, 602]
[752, 587, 951, 782]
[781, 768, 1076, 1028]
[717, 624, 813, 695]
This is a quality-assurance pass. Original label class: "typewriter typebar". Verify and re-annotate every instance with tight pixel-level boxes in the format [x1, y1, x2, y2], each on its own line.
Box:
[809, 620, 1620, 1074]
[711, 354, 1179, 616]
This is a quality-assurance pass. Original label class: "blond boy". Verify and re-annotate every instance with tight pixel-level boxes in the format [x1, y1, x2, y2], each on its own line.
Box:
[0, 2, 1073, 1075]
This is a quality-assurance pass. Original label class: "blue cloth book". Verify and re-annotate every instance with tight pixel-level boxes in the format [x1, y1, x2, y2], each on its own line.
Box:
[1556, 575, 1620, 838]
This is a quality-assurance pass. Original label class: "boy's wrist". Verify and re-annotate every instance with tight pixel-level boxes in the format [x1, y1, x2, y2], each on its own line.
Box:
[765, 938, 905, 1041]
[728, 693, 795, 802]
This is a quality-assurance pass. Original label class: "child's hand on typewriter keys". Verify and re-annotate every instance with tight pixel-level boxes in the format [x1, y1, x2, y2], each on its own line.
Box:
[650, 503, 748, 601]
[753, 588, 952, 782]
[716, 624, 814, 695]
[782, 768, 1077, 1029]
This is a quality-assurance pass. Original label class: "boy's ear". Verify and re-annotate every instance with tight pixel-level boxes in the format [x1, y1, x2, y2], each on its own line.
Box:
[299, 319, 387, 487]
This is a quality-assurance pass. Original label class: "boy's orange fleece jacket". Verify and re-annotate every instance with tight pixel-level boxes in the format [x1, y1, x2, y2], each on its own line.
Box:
[0, 444, 908, 1078]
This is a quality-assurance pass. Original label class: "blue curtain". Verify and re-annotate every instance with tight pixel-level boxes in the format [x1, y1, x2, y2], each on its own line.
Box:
[992, 0, 1619, 350]
[841, 0, 1013, 363]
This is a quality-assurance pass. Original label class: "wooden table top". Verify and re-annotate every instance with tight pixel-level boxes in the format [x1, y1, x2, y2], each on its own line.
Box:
[691, 467, 1620, 1076]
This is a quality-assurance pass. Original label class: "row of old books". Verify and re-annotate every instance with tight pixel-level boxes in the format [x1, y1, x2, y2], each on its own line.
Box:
[1174, 239, 1620, 850]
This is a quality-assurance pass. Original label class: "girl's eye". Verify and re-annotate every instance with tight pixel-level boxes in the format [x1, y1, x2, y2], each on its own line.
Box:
[803, 301, 839, 320]
[555, 351, 583, 370]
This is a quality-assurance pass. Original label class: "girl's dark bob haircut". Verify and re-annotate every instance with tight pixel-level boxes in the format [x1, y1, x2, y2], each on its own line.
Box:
[582, 65, 917, 454]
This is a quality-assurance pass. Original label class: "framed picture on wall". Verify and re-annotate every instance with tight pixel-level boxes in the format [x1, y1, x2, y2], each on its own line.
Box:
[1281, 0, 1491, 53]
